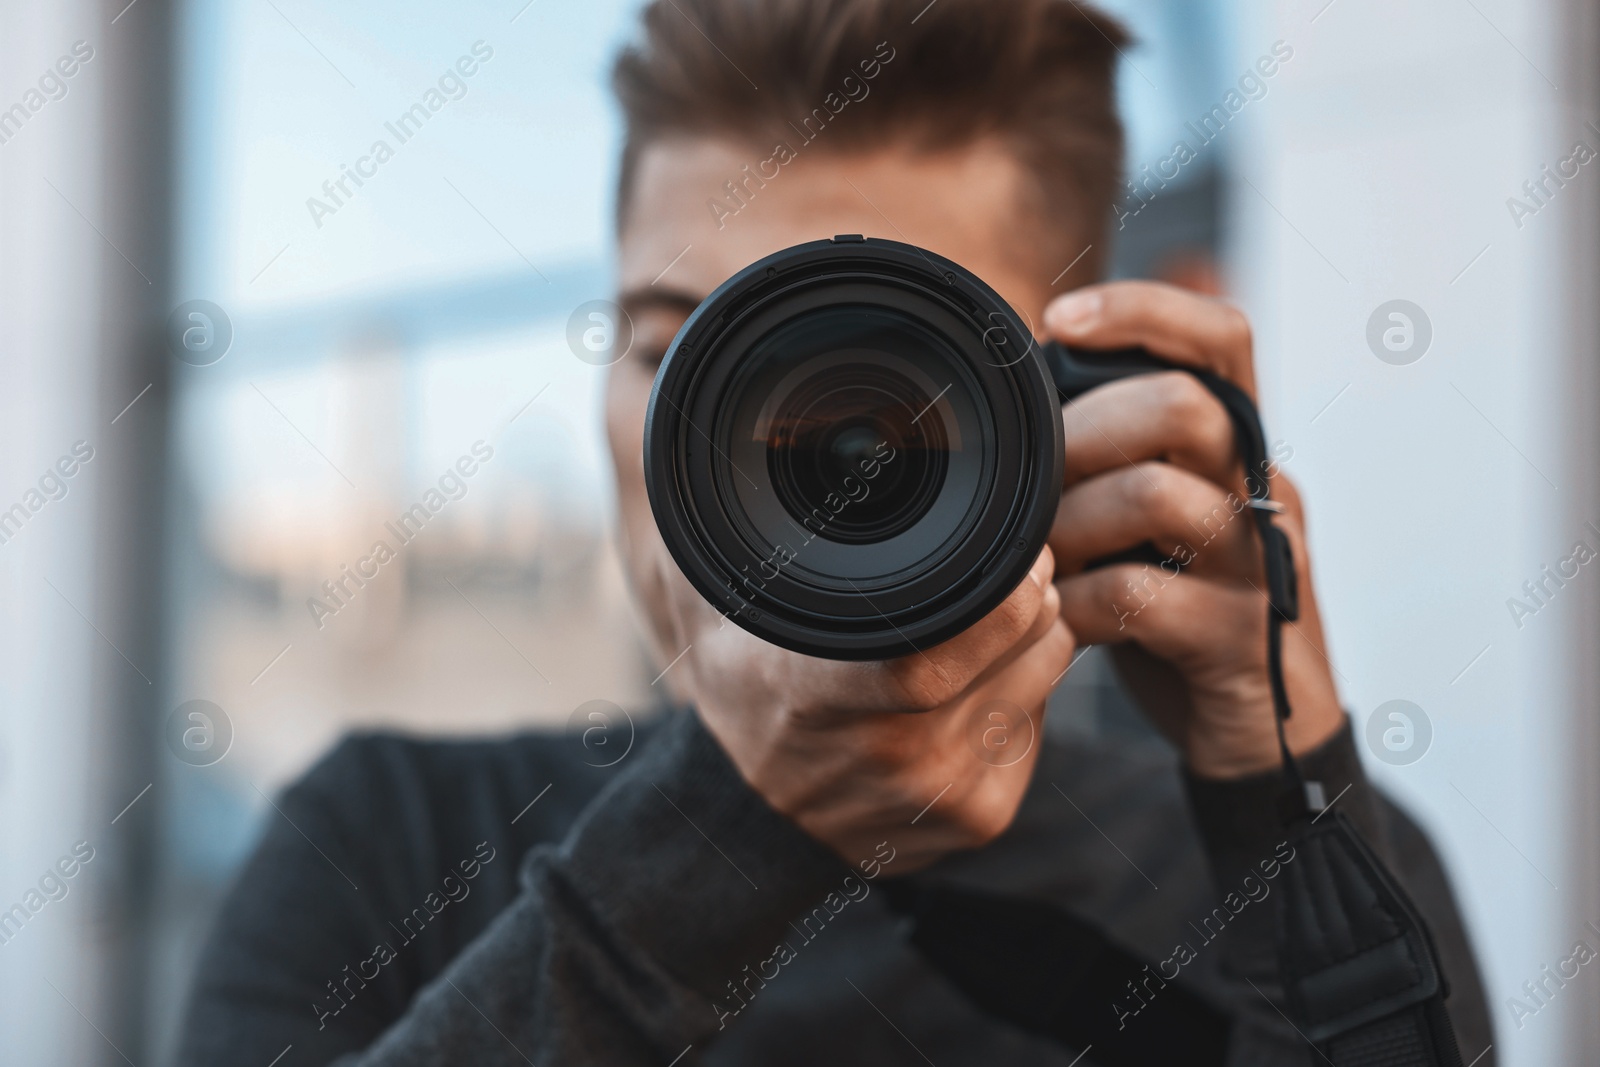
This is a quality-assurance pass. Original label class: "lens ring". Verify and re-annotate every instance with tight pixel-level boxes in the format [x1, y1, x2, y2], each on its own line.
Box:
[644, 237, 1064, 660]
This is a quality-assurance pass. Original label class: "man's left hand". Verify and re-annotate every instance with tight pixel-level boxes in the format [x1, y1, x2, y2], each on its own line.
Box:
[1041, 280, 1345, 779]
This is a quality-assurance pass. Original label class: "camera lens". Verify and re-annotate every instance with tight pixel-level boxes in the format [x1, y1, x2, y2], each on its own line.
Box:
[765, 361, 948, 545]
[645, 237, 1063, 660]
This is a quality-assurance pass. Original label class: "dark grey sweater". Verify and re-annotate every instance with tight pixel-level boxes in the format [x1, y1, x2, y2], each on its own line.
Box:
[174, 703, 1492, 1066]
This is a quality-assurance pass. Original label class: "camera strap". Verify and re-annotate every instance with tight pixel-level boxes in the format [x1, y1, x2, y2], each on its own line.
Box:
[880, 344, 1464, 1066]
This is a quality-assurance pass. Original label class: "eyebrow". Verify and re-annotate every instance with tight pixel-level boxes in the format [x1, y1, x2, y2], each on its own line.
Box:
[617, 285, 706, 319]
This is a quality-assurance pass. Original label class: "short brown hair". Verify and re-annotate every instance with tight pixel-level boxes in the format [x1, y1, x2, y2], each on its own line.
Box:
[611, 0, 1129, 279]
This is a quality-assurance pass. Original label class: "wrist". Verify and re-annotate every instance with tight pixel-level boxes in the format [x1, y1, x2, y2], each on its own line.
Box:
[1185, 700, 1346, 781]
[1183, 715, 1395, 884]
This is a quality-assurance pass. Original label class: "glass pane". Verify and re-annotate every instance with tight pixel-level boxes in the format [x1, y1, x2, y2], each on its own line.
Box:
[153, 0, 651, 1055]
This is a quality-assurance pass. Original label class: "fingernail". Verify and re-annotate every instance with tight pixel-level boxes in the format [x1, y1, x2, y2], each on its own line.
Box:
[1046, 291, 1101, 333]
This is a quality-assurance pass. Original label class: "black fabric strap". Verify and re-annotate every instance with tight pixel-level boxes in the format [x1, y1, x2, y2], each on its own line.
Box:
[1276, 813, 1466, 1067]
[880, 880, 1231, 1067]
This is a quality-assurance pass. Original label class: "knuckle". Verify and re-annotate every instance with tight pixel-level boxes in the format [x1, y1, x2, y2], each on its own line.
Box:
[1106, 567, 1156, 616]
[1155, 370, 1211, 423]
[887, 659, 957, 712]
[1120, 463, 1176, 522]
[955, 798, 1015, 846]
[1152, 373, 1233, 465]
[1218, 303, 1253, 353]
[994, 581, 1038, 636]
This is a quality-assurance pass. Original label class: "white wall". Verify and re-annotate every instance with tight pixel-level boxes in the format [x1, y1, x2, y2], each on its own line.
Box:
[0, 1, 109, 1064]
[1231, 0, 1600, 1063]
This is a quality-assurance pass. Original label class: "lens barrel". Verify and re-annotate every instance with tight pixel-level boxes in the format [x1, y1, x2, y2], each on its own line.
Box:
[644, 236, 1063, 660]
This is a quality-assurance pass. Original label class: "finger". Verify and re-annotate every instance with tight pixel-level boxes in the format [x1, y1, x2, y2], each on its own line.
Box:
[943, 613, 1076, 790]
[955, 614, 1075, 785]
[1043, 281, 1257, 399]
[1053, 565, 1263, 665]
[1049, 462, 1259, 578]
[1061, 371, 1239, 491]
[987, 614, 1075, 708]
[959, 574, 1063, 694]
[883, 547, 1054, 711]
[1272, 470, 1306, 524]
[1055, 500, 1323, 672]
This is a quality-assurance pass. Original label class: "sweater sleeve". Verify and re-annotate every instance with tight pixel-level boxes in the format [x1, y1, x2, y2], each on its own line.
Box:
[341, 709, 848, 1066]
[177, 711, 850, 1067]
[1182, 718, 1494, 1067]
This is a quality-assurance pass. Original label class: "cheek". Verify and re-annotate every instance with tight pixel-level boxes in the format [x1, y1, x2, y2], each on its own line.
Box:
[605, 364, 652, 485]
[604, 364, 678, 626]
[605, 371, 659, 571]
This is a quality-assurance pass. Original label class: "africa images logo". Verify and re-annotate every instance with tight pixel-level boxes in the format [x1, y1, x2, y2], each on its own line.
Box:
[1365, 300, 1432, 366]
[166, 300, 233, 366]
[1364, 699, 1431, 767]
[165, 700, 234, 767]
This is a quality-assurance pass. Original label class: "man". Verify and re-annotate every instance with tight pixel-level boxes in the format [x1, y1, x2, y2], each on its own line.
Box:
[177, 0, 1491, 1063]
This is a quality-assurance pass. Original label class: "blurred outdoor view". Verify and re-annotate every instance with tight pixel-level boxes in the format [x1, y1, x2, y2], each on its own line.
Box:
[151, 2, 657, 1050]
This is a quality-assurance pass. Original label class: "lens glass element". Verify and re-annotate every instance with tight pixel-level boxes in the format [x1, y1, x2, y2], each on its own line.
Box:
[765, 363, 948, 545]
[720, 304, 988, 585]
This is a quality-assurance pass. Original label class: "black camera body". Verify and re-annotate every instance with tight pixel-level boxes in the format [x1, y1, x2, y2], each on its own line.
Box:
[644, 235, 1250, 660]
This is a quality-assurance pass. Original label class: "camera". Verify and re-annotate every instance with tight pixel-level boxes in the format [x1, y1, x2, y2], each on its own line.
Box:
[644, 235, 1214, 660]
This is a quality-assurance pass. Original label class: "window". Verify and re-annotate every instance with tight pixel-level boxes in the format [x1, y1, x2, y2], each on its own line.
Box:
[151, 1, 652, 1053]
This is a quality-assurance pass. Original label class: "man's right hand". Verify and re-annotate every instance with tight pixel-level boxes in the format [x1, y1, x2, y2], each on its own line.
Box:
[647, 546, 1076, 872]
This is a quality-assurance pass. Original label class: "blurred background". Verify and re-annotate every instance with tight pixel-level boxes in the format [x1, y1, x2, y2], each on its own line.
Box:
[0, 0, 1596, 1064]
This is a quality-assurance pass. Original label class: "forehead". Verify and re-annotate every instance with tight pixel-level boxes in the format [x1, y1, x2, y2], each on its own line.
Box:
[617, 138, 1053, 314]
